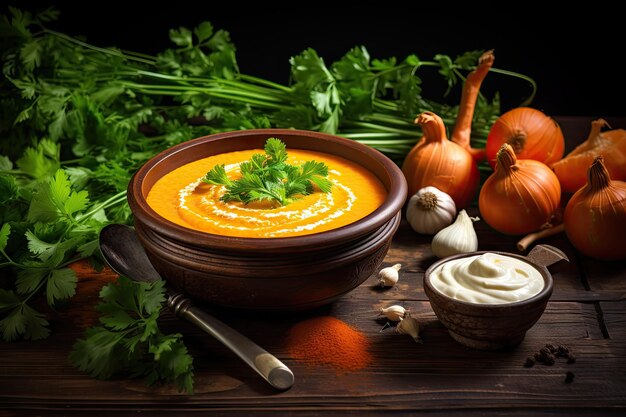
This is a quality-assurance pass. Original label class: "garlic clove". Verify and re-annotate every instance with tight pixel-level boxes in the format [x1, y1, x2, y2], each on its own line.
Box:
[431, 209, 479, 258]
[378, 264, 402, 287]
[396, 316, 422, 343]
[379, 305, 408, 321]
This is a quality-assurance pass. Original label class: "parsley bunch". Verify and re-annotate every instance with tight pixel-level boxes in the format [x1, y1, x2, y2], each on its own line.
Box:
[0, 166, 126, 340]
[70, 277, 194, 394]
[203, 138, 332, 206]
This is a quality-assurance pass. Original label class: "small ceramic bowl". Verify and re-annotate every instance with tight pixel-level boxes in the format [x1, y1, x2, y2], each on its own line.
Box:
[128, 128, 407, 311]
[423, 251, 554, 350]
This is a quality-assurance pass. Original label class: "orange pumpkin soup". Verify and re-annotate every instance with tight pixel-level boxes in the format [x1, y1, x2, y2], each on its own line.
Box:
[146, 148, 387, 238]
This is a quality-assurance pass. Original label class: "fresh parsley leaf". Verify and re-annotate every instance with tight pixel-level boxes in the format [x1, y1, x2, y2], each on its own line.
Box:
[0, 155, 13, 171]
[0, 175, 18, 203]
[202, 138, 332, 206]
[455, 50, 485, 70]
[70, 326, 126, 379]
[0, 223, 10, 252]
[0, 303, 50, 341]
[297, 160, 332, 193]
[288, 49, 342, 133]
[16, 268, 48, 295]
[193, 21, 214, 44]
[203, 164, 232, 187]
[27, 169, 89, 223]
[16, 140, 61, 180]
[169, 27, 193, 48]
[264, 138, 288, 165]
[70, 276, 194, 393]
[46, 267, 77, 306]
[150, 336, 194, 394]
[20, 40, 42, 71]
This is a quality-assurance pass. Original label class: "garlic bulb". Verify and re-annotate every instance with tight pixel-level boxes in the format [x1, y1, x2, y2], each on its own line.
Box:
[378, 264, 401, 287]
[396, 316, 421, 343]
[406, 186, 457, 234]
[379, 305, 408, 321]
[431, 209, 479, 258]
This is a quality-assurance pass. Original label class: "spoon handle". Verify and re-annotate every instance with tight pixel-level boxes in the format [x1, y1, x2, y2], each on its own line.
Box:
[166, 291, 294, 391]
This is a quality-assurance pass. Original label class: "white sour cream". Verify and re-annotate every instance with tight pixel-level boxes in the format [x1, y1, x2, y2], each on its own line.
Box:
[428, 253, 544, 304]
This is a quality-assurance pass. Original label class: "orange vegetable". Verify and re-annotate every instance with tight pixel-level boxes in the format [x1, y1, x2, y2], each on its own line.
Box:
[552, 119, 626, 193]
[402, 112, 479, 209]
[450, 50, 493, 162]
[402, 52, 493, 208]
[479, 143, 561, 235]
[485, 107, 564, 168]
[564, 156, 626, 260]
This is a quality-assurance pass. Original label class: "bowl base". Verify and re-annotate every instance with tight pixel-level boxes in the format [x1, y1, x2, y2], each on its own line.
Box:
[448, 330, 525, 350]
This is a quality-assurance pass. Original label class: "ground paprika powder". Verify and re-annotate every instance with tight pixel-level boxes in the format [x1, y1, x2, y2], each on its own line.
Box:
[286, 316, 372, 373]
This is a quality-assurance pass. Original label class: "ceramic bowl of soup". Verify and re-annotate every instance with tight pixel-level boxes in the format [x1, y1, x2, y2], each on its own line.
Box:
[423, 251, 554, 350]
[128, 128, 407, 310]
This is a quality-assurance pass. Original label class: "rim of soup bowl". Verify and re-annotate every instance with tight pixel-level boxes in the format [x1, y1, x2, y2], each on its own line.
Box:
[423, 250, 554, 310]
[128, 128, 408, 252]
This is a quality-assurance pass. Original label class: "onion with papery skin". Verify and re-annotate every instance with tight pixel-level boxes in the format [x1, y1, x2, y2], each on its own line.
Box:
[552, 119, 626, 193]
[564, 156, 626, 260]
[485, 107, 565, 169]
[479, 143, 561, 235]
[401, 112, 479, 209]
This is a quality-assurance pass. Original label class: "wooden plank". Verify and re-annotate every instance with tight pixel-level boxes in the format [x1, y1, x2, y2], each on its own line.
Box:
[581, 258, 626, 295]
[2, 409, 626, 417]
[0, 294, 618, 412]
[601, 301, 626, 341]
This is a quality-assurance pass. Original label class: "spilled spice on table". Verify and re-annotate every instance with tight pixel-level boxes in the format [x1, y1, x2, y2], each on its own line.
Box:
[286, 316, 372, 373]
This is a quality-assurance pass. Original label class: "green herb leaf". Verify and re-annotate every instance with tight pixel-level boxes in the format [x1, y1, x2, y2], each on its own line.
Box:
[70, 326, 125, 379]
[193, 21, 213, 43]
[169, 27, 193, 48]
[203, 164, 232, 187]
[0, 303, 50, 341]
[27, 169, 88, 223]
[46, 267, 77, 305]
[20, 39, 42, 70]
[0, 156, 13, 171]
[70, 277, 194, 393]
[16, 140, 61, 180]
[203, 138, 332, 206]
[16, 268, 48, 295]
[0, 223, 10, 252]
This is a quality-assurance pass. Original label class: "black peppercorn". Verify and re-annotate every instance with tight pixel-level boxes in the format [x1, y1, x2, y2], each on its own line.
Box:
[524, 344, 575, 369]
[545, 343, 557, 353]
[543, 353, 556, 365]
[539, 347, 552, 357]
[565, 371, 575, 383]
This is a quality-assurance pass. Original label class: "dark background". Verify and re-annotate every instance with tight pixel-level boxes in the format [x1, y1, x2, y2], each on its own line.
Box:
[9, 2, 625, 117]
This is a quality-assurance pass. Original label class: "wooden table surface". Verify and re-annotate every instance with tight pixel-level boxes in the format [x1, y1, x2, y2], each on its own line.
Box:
[1, 117, 625, 416]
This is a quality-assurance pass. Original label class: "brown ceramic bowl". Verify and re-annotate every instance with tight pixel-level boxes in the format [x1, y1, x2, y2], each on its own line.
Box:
[128, 128, 407, 311]
[423, 251, 553, 350]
